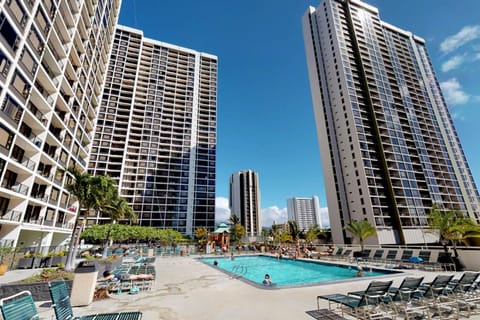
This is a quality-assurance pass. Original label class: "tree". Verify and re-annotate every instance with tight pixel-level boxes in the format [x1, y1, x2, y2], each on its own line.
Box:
[428, 205, 480, 257]
[195, 227, 209, 245]
[64, 168, 103, 271]
[305, 224, 323, 243]
[99, 185, 137, 258]
[231, 224, 246, 245]
[229, 213, 240, 226]
[287, 220, 300, 243]
[344, 219, 377, 252]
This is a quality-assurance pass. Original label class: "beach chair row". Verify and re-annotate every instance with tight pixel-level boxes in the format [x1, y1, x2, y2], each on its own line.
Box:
[317, 271, 480, 319]
[320, 247, 455, 271]
[0, 281, 142, 320]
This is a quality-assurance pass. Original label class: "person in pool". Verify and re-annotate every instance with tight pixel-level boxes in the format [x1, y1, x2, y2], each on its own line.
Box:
[356, 266, 365, 277]
[262, 274, 274, 286]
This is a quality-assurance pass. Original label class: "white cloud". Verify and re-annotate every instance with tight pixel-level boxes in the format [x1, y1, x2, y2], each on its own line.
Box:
[441, 55, 466, 72]
[440, 25, 480, 54]
[261, 206, 287, 227]
[215, 197, 231, 224]
[440, 78, 469, 105]
[475, 52, 480, 61]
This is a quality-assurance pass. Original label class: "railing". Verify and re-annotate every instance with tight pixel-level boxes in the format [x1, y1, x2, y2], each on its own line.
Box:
[30, 134, 43, 148]
[3, 182, 29, 195]
[0, 209, 22, 222]
[232, 264, 248, 275]
[43, 220, 54, 227]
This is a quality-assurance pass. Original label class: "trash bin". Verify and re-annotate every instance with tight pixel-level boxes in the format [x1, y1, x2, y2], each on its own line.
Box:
[70, 260, 99, 306]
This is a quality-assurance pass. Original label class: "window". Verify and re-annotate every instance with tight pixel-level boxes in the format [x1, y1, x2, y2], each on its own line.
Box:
[0, 13, 20, 52]
[0, 51, 11, 81]
[0, 123, 14, 150]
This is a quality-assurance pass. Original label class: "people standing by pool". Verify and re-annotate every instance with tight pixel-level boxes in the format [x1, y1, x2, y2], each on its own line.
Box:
[230, 252, 235, 261]
[262, 274, 274, 286]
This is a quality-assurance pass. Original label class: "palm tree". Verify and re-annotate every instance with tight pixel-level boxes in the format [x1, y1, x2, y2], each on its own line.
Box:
[100, 189, 137, 258]
[229, 213, 240, 226]
[64, 168, 102, 271]
[287, 220, 300, 244]
[428, 205, 480, 257]
[344, 219, 377, 252]
[305, 224, 322, 244]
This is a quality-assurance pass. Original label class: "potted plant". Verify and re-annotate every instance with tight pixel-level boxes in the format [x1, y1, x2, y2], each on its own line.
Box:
[17, 253, 35, 269]
[50, 251, 68, 267]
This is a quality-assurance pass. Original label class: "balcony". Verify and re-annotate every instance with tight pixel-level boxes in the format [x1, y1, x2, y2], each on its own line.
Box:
[27, 102, 48, 126]
[0, 209, 22, 222]
[1, 181, 29, 195]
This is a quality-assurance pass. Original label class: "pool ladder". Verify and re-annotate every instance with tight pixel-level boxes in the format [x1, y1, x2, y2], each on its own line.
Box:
[232, 264, 248, 275]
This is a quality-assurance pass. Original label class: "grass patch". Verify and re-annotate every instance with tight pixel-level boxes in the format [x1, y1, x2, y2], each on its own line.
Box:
[21, 268, 74, 283]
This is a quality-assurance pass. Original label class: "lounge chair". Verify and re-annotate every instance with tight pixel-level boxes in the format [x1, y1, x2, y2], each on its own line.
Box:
[446, 272, 480, 318]
[385, 249, 398, 263]
[386, 277, 430, 319]
[371, 248, 384, 263]
[416, 274, 456, 318]
[0, 291, 39, 320]
[49, 280, 142, 320]
[317, 280, 393, 319]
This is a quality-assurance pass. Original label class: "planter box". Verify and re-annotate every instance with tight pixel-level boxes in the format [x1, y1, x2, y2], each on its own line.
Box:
[50, 256, 67, 267]
[0, 280, 73, 301]
[17, 257, 43, 269]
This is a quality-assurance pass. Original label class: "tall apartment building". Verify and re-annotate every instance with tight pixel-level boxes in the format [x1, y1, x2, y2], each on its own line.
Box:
[229, 170, 261, 238]
[0, 0, 120, 249]
[302, 0, 480, 245]
[88, 26, 217, 236]
[287, 196, 322, 231]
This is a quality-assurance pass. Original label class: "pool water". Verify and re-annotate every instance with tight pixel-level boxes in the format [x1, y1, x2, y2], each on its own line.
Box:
[200, 255, 396, 287]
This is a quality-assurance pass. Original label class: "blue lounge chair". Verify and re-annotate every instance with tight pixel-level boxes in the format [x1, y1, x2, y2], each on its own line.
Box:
[49, 280, 142, 320]
[0, 291, 39, 320]
[318, 280, 393, 318]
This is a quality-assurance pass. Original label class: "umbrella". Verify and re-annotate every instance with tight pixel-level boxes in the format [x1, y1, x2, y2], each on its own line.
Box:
[409, 256, 423, 263]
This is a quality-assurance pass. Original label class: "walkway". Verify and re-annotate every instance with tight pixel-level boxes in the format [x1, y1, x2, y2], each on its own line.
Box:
[2, 255, 480, 319]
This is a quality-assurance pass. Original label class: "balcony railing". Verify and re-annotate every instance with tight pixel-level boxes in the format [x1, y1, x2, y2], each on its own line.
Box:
[0, 209, 22, 222]
[13, 154, 36, 170]
[1, 181, 29, 195]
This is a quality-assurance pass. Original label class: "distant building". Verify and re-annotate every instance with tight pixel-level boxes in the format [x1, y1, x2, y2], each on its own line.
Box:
[302, 0, 480, 245]
[88, 26, 217, 236]
[229, 170, 261, 238]
[287, 196, 322, 231]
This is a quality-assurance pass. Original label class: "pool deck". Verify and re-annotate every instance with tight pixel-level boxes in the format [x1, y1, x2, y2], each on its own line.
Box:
[2, 254, 480, 319]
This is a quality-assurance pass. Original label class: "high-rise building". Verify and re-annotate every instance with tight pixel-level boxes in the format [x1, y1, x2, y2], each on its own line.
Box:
[0, 0, 120, 249]
[229, 170, 261, 238]
[302, 0, 480, 245]
[88, 26, 217, 236]
[287, 196, 322, 231]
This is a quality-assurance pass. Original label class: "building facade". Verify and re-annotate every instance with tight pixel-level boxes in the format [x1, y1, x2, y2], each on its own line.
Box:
[287, 196, 322, 231]
[229, 170, 261, 238]
[302, 0, 480, 245]
[88, 26, 217, 236]
[0, 0, 120, 250]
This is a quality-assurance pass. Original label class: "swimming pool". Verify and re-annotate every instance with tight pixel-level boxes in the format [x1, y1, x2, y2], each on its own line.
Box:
[200, 255, 400, 288]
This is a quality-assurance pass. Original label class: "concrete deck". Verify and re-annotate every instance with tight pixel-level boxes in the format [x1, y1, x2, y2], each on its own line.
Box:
[2, 255, 479, 320]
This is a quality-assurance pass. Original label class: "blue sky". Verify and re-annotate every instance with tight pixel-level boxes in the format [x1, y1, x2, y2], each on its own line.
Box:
[119, 1, 480, 227]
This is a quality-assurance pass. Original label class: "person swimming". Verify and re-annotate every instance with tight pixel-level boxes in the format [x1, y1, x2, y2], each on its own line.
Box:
[262, 274, 274, 286]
